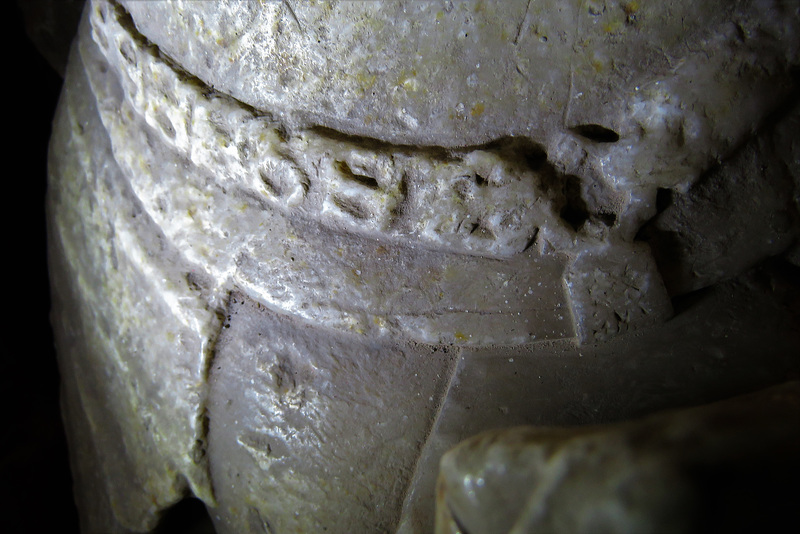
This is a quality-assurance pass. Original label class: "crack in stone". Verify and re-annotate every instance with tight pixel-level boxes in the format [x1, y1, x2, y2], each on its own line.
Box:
[96, 0, 604, 259]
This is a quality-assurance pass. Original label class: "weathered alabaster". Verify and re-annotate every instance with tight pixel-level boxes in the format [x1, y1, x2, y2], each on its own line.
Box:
[47, 0, 799, 532]
[436, 381, 800, 534]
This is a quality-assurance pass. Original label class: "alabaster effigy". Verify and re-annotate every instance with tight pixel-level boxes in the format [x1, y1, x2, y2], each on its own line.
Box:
[47, 1, 799, 532]
[436, 382, 800, 534]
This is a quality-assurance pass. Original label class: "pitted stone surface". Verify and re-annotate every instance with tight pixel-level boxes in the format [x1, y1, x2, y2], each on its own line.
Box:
[641, 102, 800, 296]
[566, 242, 672, 342]
[49, 28, 218, 531]
[120, 1, 798, 165]
[47, 1, 800, 533]
[207, 293, 457, 533]
[84, 0, 587, 345]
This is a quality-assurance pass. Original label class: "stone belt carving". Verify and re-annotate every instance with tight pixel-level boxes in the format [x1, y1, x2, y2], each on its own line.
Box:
[47, 1, 799, 532]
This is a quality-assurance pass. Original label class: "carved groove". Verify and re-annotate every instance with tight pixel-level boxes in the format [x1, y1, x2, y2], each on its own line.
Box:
[333, 194, 372, 220]
[571, 123, 621, 143]
[336, 160, 380, 189]
[92, 0, 626, 258]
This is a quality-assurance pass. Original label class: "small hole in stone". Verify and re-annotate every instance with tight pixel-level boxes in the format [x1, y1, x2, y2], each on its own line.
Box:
[571, 124, 620, 143]
[336, 160, 379, 189]
[154, 497, 216, 534]
[523, 146, 548, 171]
[560, 175, 590, 231]
[656, 187, 674, 213]
[259, 168, 283, 198]
[118, 40, 136, 66]
[155, 112, 175, 139]
[596, 211, 617, 226]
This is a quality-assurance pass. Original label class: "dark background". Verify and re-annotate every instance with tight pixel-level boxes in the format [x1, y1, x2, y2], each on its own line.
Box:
[3, 3, 81, 533]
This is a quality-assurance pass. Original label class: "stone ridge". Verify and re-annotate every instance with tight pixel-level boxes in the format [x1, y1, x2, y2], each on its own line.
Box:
[84, 0, 581, 347]
[118, 0, 800, 199]
[49, 31, 220, 531]
[207, 292, 460, 533]
[87, 0, 676, 345]
[49, 2, 799, 533]
[92, 0, 582, 259]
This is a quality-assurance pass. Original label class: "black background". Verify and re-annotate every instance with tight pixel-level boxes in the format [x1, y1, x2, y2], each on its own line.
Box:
[4, 3, 80, 533]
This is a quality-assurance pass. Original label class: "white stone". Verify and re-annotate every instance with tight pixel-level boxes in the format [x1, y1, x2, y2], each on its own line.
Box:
[436, 382, 800, 534]
[47, 1, 800, 532]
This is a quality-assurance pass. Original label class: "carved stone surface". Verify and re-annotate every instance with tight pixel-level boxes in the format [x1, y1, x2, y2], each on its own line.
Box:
[640, 103, 800, 296]
[46, 1, 799, 532]
[208, 293, 457, 533]
[436, 381, 800, 534]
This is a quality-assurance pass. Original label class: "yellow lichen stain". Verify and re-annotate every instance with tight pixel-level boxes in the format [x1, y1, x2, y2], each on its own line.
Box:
[622, 1, 640, 16]
[603, 20, 623, 34]
[356, 71, 377, 90]
[471, 102, 485, 117]
[399, 70, 419, 92]
[592, 59, 605, 73]
[454, 332, 471, 342]
[442, 264, 460, 282]
[165, 331, 176, 343]
[403, 78, 419, 92]
[436, 10, 444, 21]
[353, 70, 377, 97]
